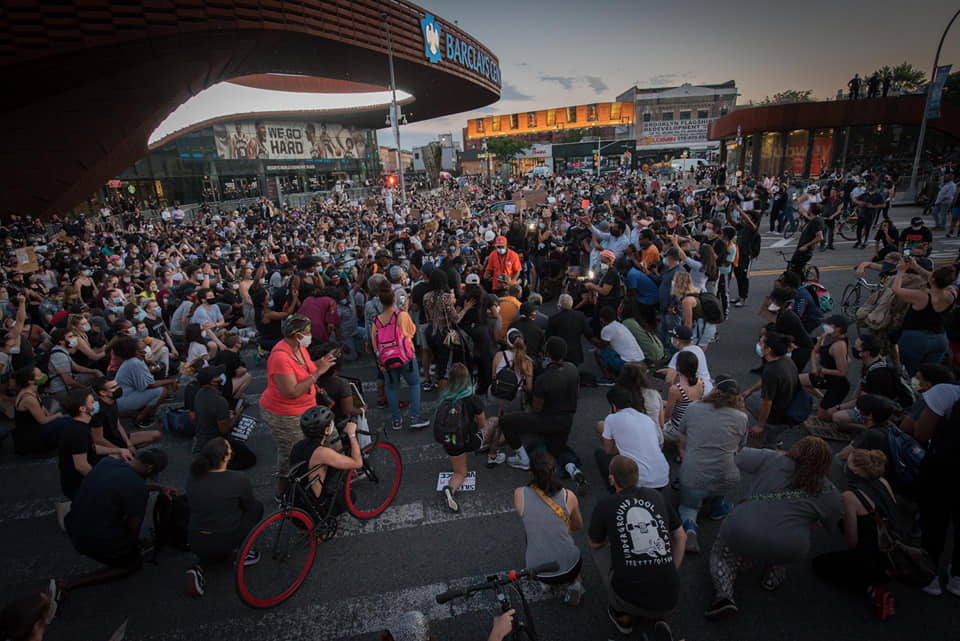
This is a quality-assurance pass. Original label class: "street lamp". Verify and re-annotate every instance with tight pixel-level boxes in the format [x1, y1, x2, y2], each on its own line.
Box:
[906, 7, 960, 202]
[382, 12, 406, 207]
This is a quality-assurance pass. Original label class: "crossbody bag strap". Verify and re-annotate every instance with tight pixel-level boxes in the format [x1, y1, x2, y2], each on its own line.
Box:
[531, 486, 572, 535]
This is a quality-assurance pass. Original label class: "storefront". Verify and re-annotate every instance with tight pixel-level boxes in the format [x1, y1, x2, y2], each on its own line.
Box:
[515, 144, 553, 174]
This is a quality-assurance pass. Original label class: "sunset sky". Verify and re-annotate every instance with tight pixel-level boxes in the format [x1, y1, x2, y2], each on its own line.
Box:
[378, 0, 960, 149]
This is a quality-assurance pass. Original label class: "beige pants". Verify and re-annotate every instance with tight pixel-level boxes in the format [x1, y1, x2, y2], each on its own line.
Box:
[260, 405, 304, 472]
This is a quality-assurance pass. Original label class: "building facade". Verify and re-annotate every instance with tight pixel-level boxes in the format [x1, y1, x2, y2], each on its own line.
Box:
[462, 102, 633, 151]
[412, 134, 461, 173]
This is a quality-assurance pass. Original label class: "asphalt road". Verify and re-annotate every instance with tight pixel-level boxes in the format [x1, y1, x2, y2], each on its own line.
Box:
[1, 205, 957, 641]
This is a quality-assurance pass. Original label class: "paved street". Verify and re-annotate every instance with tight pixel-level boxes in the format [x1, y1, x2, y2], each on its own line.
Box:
[1, 205, 957, 641]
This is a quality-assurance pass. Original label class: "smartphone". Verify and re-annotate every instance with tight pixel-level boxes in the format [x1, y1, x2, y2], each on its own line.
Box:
[903, 249, 911, 257]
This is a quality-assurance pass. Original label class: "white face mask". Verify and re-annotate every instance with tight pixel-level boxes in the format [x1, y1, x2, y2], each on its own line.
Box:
[822, 324, 834, 335]
[67, 337, 79, 348]
[910, 377, 922, 393]
[125, 327, 137, 336]
[497, 248, 507, 255]
[755, 342, 763, 358]
[144, 345, 152, 356]
[82, 322, 91, 332]
[298, 334, 313, 349]
[768, 303, 781, 312]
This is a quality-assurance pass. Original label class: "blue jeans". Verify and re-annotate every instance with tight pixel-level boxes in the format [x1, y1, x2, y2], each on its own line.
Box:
[658, 311, 681, 356]
[339, 332, 360, 361]
[383, 358, 421, 421]
[678, 484, 724, 525]
[898, 329, 949, 377]
[933, 202, 950, 229]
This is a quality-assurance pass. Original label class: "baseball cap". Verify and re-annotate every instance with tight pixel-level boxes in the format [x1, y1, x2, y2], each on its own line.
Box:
[196, 364, 226, 385]
[910, 217, 923, 227]
[465, 273, 480, 285]
[494, 235, 507, 248]
[671, 325, 693, 341]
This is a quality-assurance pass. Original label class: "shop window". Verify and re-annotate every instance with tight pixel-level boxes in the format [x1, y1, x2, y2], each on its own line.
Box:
[546, 109, 556, 126]
[720, 106, 728, 116]
[567, 106, 577, 123]
[586, 104, 598, 121]
[642, 113, 652, 122]
[491, 116, 500, 132]
[510, 114, 519, 130]
[679, 111, 691, 120]
[609, 102, 622, 120]
[662, 112, 673, 121]
[476, 119, 485, 133]
[697, 109, 709, 119]
[527, 112, 537, 128]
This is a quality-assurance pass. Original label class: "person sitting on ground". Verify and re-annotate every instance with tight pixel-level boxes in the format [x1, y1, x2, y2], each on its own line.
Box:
[619, 301, 663, 368]
[288, 406, 362, 515]
[11, 365, 71, 456]
[742, 330, 800, 440]
[899, 363, 955, 435]
[592, 306, 645, 386]
[57, 449, 172, 597]
[705, 437, 842, 620]
[310, 342, 367, 425]
[676, 375, 749, 554]
[113, 337, 178, 429]
[588, 455, 684, 638]
[823, 334, 899, 433]
[184, 437, 264, 597]
[434, 363, 490, 513]
[89, 376, 161, 455]
[594, 385, 669, 493]
[212, 334, 252, 406]
[658, 325, 713, 394]
[768, 285, 814, 372]
[47, 327, 100, 405]
[616, 362, 664, 443]
[190, 365, 255, 470]
[508, 301, 545, 359]
[546, 293, 593, 366]
[663, 350, 705, 452]
[811, 449, 899, 620]
[799, 314, 850, 421]
[514, 450, 585, 606]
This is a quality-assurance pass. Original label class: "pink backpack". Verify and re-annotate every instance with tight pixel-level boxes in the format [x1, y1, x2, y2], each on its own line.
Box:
[374, 312, 415, 369]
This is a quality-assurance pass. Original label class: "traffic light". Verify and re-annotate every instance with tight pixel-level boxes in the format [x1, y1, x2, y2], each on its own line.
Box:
[386, 175, 397, 187]
[593, 153, 598, 169]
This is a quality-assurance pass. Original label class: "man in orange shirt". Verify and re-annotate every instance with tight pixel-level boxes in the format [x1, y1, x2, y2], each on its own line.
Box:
[484, 236, 522, 285]
[497, 283, 522, 341]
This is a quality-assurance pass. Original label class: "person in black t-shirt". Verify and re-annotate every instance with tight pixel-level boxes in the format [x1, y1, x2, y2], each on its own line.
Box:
[500, 337, 588, 494]
[288, 406, 361, 515]
[768, 287, 813, 371]
[89, 377, 161, 454]
[789, 203, 824, 276]
[58, 389, 104, 499]
[212, 334, 251, 404]
[588, 455, 684, 635]
[743, 331, 799, 438]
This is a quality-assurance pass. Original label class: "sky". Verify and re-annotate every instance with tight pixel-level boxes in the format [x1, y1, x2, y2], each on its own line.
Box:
[377, 0, 960, 150]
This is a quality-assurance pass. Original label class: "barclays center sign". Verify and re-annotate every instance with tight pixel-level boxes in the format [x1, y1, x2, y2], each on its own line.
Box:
[421, 14, 501, 87]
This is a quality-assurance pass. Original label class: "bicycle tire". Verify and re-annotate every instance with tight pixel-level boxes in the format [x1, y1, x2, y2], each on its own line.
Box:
[838, 219, 857, 241]
[840, 283, 861, 319]
[783, 220, 797, 240]
[235, 508, 317, 608]
[346, 442, 402, 519]
[505, 584, 537, 641]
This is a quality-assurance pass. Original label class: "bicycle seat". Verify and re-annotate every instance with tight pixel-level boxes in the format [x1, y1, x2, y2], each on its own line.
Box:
[279, 460, 307, 481]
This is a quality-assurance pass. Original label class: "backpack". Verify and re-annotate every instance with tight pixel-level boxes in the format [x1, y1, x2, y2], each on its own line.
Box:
[152, 493, 190, 551]
[698, 292, 724, 324]
[374, 311, 415, 369]
[432, 397, 479, 451]
[857, 274, 923, 332]
[866, 360, 916, 410]
[491, 351, 521, 401]
[886, 425, 925, 485]
[803, 281, 833, 313]
[161, 408, 195, 437]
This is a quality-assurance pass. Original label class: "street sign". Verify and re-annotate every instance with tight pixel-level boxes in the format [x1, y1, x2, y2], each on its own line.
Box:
[928, 64, 952, 119]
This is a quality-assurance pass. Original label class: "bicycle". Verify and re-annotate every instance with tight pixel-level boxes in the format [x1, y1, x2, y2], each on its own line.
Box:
[836, 211, 859, 242]
[840, 275, 880, 320]
[235, 428, 402, 608]
[435, 562, 558, 641]
[782, 209, 799, 240]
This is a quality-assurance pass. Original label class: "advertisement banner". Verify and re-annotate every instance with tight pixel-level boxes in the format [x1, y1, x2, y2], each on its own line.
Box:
[927, 64, 952, 120]
[639, 118, 713, 146]
[213, 121, 367, 160]
[808, 135, 833, 177]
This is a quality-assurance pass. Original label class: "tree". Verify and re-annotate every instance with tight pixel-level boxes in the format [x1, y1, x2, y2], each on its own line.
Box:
[867, 62, 926, 94]
[562, 128, 587, 143]
[760, 89, 814, 105]
[940, 71, 960, 109]
[485, 137, 531, 171]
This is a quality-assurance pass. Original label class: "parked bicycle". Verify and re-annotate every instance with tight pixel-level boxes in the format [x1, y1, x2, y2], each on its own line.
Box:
[835, 211, 860, 242]
[235, 427, 402, 608]
[840, 274, 880, 320]
[435, 562, 558, 641]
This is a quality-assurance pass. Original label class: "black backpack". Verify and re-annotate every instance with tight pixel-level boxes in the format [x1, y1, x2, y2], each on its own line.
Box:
[490, 351, 521, 401]
[432, 397, 479, 451]
[698, 292, 725, 324]
[152, 493, 190, 551]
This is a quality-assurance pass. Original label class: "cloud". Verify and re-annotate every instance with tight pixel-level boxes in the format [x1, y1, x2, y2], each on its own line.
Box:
[514, 62, 528, 67]
[584, 75, 608, 94]
[642, 72, 695, 87]
[500, 82, 533, 101]
[540, 75, 576, 90]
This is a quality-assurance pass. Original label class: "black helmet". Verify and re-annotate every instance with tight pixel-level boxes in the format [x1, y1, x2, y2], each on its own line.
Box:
[300, 406, 334, 440]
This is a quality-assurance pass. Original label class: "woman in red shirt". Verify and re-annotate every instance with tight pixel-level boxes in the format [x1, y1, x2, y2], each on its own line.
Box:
[259, 315, 336, 486]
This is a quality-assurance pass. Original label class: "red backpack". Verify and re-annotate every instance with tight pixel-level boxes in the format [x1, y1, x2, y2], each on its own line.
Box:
[374, 311, 415, 369]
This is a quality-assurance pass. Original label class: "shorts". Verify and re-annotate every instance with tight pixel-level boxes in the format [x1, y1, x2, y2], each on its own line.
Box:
[597, 348, 625, 373]
[815, 377, 851, 410]
[440, 431, 482, 457]
[417, 323, 430, 349]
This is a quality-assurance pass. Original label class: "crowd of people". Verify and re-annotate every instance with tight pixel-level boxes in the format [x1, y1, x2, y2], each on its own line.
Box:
[1, 161, 960, 641]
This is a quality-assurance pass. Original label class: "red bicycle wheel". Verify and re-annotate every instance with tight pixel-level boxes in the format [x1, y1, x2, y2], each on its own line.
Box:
[346, 442, 402, 519]
[235, 508, 317, 608]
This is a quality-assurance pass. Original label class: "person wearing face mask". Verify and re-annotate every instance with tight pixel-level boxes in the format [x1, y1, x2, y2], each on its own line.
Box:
[143, 300, 179, 364]
[824, 334, 901, 433]
[483, 236, 522, 286]
[259, 315, 337, 486]
[47, 328, 100, 406]
[798, 315, 850, 422]
[56, 389, 105, 501]
[89, 376, 160, 456]
[190, 287, 226, 346]
[12, 365, 72, 456]
[768, 286, 814, 372]
[188, 365, 255, 470]
[113, 337, 178, 429]
[742, 331, 800, 440]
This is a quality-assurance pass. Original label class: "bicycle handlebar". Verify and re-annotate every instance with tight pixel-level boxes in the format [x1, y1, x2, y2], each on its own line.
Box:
[435, 562, 559, 604]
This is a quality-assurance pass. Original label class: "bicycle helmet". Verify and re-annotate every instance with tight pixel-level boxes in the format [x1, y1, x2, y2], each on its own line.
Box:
[300, 406, 334, 440]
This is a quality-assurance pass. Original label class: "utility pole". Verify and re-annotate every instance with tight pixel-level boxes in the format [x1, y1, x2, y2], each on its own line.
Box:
[382, 13, 406, 206]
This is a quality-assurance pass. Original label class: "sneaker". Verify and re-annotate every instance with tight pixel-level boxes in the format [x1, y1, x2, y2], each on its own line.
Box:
[683, 520, 700, 553]
[922, 576, 942, 596]
[422, 380, 437, 392]
[945, 574, 960, 597]
[243, 548, 261, 566]
[409, 416, 430, 430]
[704, 597, 738, 620]
[135, 418, 156, 429]
[708, 499, 734, 520]
[391, 418, 403, 431]
[563, 580, 585, 606]
[185, 567, 205, 597]
[734, 299, 746, 308]
[607, 606, 633, 634]
[948, 233, 955, 239]
[651, 620, 674, 641]
[597, 377, 616, 387]
[729, 298, 741, 305]
[443, 486, 459, 513]
[507, 454, 530, 470]
[46, 578, 63, 623]
[573, 470, 590, 496]
[870, 586, 895, 620]
[486, 452, 506, 467]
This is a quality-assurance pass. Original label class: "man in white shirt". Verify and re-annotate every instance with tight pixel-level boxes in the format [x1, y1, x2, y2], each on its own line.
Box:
[592, 306, 644, 385]
[595, 386, 670, 491]
[660, 326, 713, 395]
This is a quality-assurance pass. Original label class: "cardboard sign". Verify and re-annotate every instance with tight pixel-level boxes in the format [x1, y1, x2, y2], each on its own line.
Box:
[365, 197, 378, 209]
[515, 199, 528, 212]
[450, 204, 469, 220]
[503, 204, 517, 214]
[581, 199, 590, 210]
[14, 246, 38, 273]
[526, 190, 547, 206]
[436, 471, 476, 492]
[424, 220, 440, 234]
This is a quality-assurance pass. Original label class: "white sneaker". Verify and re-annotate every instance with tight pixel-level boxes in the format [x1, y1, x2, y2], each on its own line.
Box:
[507, 454, 530, 470]
[922, 576, 943, 596]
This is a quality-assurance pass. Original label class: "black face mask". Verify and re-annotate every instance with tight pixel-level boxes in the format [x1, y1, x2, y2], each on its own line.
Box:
[852, 346, 862, 360]
[112, 387, 124, 399]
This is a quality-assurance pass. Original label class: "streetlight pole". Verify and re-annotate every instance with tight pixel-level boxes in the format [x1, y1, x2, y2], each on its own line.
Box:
[382, 13, 406, 207]
[906, 7, 960, 202]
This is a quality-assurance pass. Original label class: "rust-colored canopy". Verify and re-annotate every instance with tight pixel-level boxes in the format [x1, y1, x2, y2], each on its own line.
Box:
[0, 0, 501, 218]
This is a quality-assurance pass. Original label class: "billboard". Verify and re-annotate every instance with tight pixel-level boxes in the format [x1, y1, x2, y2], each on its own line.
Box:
[212, 121, 367, 160]
[466, 102, 632, 140]
[638, 118, 713, 146]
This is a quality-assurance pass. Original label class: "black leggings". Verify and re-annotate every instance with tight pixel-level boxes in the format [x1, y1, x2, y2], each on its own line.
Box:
[734, 254, 751, 300]
[500, 412, 581, 469]
[189, 500, 265, 566]
[919, 461, 960, 576]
